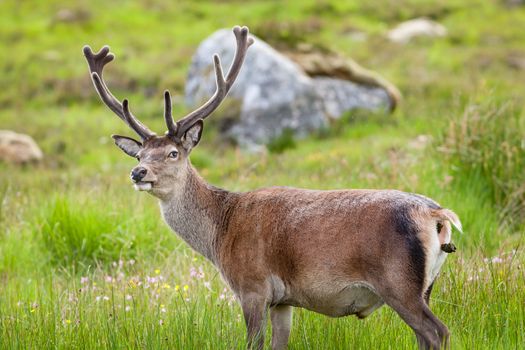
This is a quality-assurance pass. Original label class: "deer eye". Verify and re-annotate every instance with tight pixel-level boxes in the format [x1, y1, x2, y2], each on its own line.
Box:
[168, 150, 178, 159]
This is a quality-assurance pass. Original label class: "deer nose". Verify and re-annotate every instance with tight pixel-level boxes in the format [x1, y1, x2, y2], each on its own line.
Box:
[130, 167, 148, 182]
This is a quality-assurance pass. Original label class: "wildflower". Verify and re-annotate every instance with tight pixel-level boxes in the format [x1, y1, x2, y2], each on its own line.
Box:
[125, 306, 131, 312]
[219, 287, 229, 301]
[128, 259, 135, 266]
[105, 276, 113, 283]
[203, 281, 211, 290]
[96, 296, 101, 302]
[175, 285, 180, 292]
[103, 296, 110, 301]
[125, 294, 132, 301]
[160, 304, 166, 313]
[146, 276, 158, 284]
[65, 319, 72, 325]
[162, 283, 171, 289]
[159, 319, 164, 326]
[190, 266, 205, 279]
[80, 276, 89, 284]
[183, 285, 189, 292]
[154, 269, 161, 275]
[491, 256, 503, 264]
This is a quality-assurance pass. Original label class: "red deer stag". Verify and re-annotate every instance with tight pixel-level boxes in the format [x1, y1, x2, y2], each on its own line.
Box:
[84, 26, 462, 350]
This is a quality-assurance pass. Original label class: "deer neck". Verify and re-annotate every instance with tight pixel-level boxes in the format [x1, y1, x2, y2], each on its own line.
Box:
[158, 162, 232, 264]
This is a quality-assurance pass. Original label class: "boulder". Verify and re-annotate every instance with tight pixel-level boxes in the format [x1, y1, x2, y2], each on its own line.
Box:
[313, 77, 391, 119]
[387, 18, 447, 44]
[0, 130, 43, 164]
[186, 30, 396, 149]
[284, 48, 399, 111]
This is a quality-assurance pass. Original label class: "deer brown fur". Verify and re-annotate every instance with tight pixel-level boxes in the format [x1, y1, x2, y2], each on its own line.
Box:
[84, 26, 462, 350]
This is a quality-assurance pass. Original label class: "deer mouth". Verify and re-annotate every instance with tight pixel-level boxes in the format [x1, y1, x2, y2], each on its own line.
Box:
[133, 181, 153, 191]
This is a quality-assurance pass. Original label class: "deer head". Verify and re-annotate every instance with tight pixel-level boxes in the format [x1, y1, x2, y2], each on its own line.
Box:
[83, 26, 253, 197]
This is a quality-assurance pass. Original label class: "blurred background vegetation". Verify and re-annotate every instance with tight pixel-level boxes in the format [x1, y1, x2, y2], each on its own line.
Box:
[0, 0, 524, 348]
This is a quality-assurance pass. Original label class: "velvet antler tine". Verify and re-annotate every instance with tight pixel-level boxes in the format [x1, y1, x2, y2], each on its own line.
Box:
[122, 99, 151, 140]
[83, 45, 155, 140]
[164, 90, 178, 136]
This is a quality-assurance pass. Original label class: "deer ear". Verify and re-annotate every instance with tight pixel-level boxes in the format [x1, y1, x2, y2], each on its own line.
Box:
[112, 135, 142, 158]
[181, 120, 203, 151]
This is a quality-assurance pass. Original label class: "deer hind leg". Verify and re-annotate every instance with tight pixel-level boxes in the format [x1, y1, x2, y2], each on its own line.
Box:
[422, 280, 450, 348]
[424, 280, 435, 306]
[379, 289, 449, 350]
[270, 305, 293, 350]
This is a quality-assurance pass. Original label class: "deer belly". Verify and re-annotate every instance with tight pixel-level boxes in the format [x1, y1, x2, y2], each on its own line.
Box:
[300, 282, 384, 318]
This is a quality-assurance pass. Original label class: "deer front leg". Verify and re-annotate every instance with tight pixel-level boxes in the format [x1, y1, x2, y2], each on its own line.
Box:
[240, 292, 269, 350]
[270, 305, 293, 350]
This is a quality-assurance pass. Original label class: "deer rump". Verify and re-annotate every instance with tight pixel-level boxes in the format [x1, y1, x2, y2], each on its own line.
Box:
[218, 188, 459, 318]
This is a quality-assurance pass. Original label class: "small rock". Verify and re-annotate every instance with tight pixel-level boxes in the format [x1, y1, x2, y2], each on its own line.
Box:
[387, 18, 447, 44]
[53, 8, 91, 24]
[0, 130, 43, 164]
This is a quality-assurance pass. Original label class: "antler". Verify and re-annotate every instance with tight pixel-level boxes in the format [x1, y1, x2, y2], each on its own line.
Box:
[166, 26, 254, 139]
[83, 45, 155, 140]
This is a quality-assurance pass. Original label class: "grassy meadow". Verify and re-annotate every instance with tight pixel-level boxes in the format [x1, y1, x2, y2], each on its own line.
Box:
[1, 0, 524, 348]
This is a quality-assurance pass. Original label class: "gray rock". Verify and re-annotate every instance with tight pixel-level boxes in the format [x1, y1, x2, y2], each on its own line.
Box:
[313, 77, 391, 118]
[185, 29, 393, 149]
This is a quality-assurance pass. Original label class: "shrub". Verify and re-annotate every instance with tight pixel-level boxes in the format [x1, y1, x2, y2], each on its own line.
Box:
[439, 101, 525, 229]
[267, 128, 297, 154]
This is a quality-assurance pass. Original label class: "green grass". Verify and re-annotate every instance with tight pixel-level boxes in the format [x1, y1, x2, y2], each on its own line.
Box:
[1, 0, 525, 348]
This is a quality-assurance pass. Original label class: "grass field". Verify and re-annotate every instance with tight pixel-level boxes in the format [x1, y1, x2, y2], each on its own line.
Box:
[1, 0, 524, 348]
